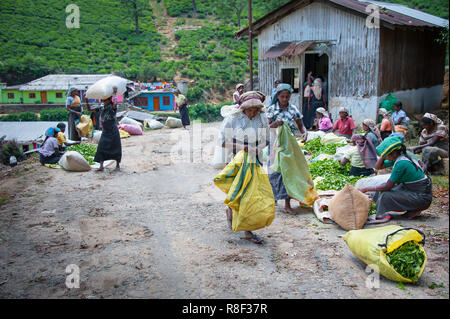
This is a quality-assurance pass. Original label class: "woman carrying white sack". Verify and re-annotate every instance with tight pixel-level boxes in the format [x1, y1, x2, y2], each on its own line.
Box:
[218, 91, 271, 244]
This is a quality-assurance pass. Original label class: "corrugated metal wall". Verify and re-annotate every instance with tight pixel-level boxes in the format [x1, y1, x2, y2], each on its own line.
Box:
[378, 27, 446, 94]
[258, 2, 380, 100]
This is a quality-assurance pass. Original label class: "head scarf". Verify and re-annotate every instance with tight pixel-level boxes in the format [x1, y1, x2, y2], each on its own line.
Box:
[68, 87, 78, 95]
[45, 127, 61, 137]
[351, 134, 378, 168]
[422, 113, 443, 125]
[363, 119, 382, 143]
[376, 136, 403, 158]
[316, 107, 329, 118]
[312, 78, 322, 100]
[338, 107, 349, 115]
[238, 91, 266, 111]
[378, 108, 396, 133]
[174, 89, 180, 94]
[236, 83, 244, 90]
[276, 83, 293, 95]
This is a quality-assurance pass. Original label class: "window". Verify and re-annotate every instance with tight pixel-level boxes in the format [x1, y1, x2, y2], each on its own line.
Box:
[134, 97, 148, 107]
[7, 93, 14, 99]
[162, 96, 171, 106]
[281, 68, 300, 93]
[56, 92, 63, 98]
[29, 93, 36, 98]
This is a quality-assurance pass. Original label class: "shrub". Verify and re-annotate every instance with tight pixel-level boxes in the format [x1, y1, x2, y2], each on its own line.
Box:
[0, 140, 24, 165]
[18, 112, 39, 121]
[188, 103, 222, 122]
[0, 114, 20, 122]
[40, 108, 69, 121]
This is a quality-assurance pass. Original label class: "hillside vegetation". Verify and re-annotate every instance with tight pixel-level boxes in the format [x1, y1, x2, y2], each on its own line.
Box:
[0, 0, 448, 103]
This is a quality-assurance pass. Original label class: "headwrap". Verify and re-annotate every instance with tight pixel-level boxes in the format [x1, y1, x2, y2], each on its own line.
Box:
[363, 119, 382, 143]
[276, 83, 293, 95]
[376, 136, 403, 157]
[174, 89, 180, 94]
[45, 127, 61, 137]
[68, 87, 78, 95]
[238, 91, 266, 111]
[422, 113, 443, 125]
[235, 83, 244, 90]
[316, 107, 329, 117]
[338, 107, 349, 115]
[378, 108, 396, 133]
[378, 108, 388, 116]
[312, 78, 322, 100]
[351, 134, 378, 168]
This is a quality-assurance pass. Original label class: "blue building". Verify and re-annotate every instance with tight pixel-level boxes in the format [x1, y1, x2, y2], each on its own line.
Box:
[131, 90, 175, 111]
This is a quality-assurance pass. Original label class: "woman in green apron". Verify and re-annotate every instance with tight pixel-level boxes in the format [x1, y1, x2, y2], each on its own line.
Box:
[357, 136, 432, 223]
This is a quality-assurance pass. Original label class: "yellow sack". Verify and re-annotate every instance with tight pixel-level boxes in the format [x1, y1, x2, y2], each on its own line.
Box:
[214, 150, 275, 232]
[343, 225, 427, 283]
[76, 115, 91, 138]
[119, 129, 130, 139]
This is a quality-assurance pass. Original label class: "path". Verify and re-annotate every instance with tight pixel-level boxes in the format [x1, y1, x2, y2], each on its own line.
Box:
[0, 122, 448, 298]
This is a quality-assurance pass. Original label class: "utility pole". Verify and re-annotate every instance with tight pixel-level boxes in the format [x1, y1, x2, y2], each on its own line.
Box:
[249, 0, 253, 91]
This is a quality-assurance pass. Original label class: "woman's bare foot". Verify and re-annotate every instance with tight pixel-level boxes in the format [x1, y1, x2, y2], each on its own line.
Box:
[243, 231, 263, 244]
[96, 167, 104, 172]
[284, 199, 296, 215]
[114, 165, 120, 172]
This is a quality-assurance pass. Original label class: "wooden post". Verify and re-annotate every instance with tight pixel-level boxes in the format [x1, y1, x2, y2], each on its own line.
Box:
[249, 0, 253, 91]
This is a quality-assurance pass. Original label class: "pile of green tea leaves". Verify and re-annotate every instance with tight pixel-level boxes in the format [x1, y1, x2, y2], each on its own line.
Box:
[308, 158, 364, 191]
[302, 137, 346, 157]
[67, 144, 97, 165]
[369, 202, 376, 215]
[386, 240, 425, 282]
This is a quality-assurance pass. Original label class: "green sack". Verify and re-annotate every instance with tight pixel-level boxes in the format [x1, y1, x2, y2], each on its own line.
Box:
[271, 122, 318, 206]
[380, 93, 399, 112]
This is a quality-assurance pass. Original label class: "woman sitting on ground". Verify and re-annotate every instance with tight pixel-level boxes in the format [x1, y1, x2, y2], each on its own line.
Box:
[314, 107, 333, 133]
[410, 113, 449, 174]
[219, 91, 271, 244]
[340, 134, 377, 177]
[358, 136, 432, 223]
[362, 119, 382, 148]
[333, 107, 356, 139]
[39, 127, 63, 165]
[378, 108, 395, 140]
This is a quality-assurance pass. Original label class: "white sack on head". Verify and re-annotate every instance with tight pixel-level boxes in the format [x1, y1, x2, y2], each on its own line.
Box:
[85, 75, 128, 99]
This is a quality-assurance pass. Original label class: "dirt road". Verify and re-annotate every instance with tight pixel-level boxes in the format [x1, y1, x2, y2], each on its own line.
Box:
[0, 122, 448, 298]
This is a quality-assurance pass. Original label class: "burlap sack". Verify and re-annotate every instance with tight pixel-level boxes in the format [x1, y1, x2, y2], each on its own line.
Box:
[329, 184, 369, 230]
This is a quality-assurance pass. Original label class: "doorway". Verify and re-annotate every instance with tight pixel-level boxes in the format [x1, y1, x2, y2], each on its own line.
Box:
[304, 53, 329, 100]
[40, 91, 47, 104]
[153, 96, 160, 111]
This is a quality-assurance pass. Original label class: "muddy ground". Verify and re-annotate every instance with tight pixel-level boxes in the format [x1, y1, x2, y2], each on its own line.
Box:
[0, 122, 448, 299]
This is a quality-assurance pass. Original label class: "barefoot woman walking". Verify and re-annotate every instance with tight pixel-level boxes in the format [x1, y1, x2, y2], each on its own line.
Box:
[93, 94, 122, 171]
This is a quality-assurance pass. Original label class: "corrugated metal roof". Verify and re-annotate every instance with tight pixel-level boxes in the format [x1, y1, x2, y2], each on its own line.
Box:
[0, 121, 68, 144]
[361, 1, 449, 28]
[19, 74, 112, 91]
[263, 41, 316, 59]
[236, 0, 448, 37]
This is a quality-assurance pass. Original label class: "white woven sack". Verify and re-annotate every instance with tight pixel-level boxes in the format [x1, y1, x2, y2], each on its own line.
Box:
[59, 151, 91, 172]
[85, 76, 128, 99]
[166, 117, 182, 128]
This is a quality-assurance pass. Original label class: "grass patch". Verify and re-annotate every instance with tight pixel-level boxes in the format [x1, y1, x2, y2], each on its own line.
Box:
[432, 175, 449, 189]
[149, 112, 180, 118]
[0, 197, 8, 206]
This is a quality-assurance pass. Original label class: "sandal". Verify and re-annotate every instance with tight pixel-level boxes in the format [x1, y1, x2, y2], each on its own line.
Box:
[243, 232, 264, 245]
[366, 214, 391, 224]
